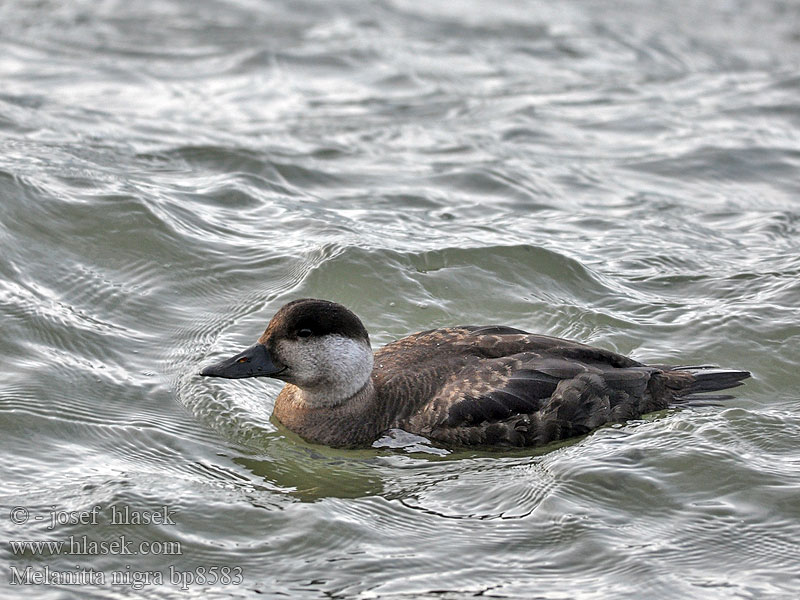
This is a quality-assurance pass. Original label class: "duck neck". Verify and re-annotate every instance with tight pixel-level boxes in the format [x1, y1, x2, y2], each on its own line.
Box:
[296, 375, 375, 410]
[273, 377, 385, 448]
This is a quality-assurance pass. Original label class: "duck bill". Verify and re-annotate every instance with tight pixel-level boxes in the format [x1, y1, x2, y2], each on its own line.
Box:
[200, 344, 284, 379]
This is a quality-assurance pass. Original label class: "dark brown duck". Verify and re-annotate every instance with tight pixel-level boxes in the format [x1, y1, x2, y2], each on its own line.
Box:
[200, 298, 750, 448]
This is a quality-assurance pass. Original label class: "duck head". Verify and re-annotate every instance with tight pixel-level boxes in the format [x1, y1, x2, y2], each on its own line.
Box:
[200, 299, 374, 406]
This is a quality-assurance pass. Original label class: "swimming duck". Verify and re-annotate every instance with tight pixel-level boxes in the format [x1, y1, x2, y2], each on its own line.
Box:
[200, 299, 749, 449]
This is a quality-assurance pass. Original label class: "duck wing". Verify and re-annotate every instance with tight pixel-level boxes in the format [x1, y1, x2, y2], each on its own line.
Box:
[378, 327, 746, 448]
[404, 349, 665, 447]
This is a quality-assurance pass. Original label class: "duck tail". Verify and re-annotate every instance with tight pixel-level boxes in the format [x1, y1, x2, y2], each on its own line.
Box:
[666, 365, 751, 405]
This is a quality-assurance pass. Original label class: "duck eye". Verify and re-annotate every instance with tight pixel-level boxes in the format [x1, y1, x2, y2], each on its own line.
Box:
[297, 328, 313, 338]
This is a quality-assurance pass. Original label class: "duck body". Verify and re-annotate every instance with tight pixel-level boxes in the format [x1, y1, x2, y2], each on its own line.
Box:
[201, 299, 750, 449]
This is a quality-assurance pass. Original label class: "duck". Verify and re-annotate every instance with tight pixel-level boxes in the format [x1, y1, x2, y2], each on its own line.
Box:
[200, 298, 749, 449]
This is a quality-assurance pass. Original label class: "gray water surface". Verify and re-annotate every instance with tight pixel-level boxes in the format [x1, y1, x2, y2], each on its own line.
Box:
[1, 1, 799, 598]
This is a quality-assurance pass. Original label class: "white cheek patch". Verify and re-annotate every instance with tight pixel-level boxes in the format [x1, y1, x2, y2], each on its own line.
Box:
[277, 335, 374, 406]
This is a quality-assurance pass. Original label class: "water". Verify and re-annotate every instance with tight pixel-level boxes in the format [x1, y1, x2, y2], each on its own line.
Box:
[1, 0, 799, 598]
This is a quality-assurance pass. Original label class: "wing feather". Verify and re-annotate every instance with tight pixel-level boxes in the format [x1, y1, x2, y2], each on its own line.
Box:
[412, 355, 662, 446]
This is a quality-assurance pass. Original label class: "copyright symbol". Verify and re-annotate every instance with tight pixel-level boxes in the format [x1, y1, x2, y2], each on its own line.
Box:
[10, 506, 29, 525]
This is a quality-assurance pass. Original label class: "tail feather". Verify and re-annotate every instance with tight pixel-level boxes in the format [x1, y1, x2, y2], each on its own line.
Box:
[667, 366, 750, 404]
